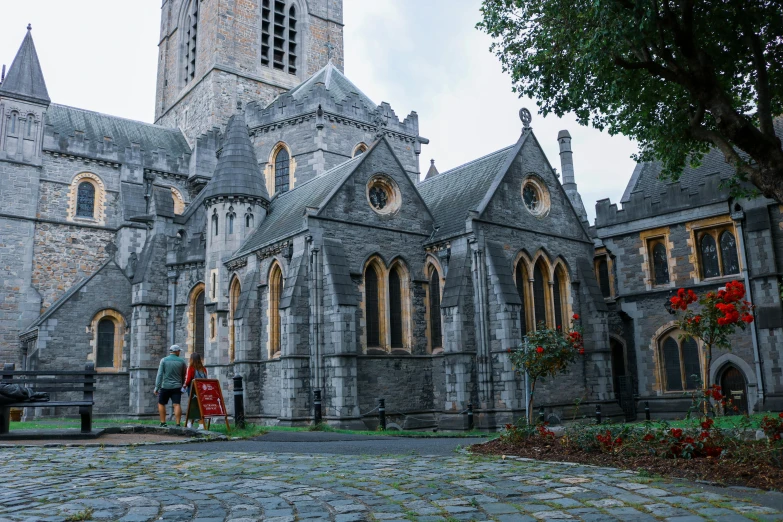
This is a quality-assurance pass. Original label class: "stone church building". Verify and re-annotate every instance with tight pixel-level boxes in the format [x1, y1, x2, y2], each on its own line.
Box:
[0, 0, 780, 427]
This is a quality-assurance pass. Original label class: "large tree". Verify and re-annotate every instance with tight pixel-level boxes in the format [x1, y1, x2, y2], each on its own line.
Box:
[478, 0, 783, 202]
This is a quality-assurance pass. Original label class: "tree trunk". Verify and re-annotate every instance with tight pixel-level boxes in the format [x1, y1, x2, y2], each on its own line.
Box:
[527, 380, 537, 425]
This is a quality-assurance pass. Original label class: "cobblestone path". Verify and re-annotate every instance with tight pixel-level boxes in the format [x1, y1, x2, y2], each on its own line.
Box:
[0, 446, 781, 522]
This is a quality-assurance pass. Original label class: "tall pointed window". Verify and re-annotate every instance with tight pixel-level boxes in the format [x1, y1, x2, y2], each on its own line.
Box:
[229, 278, 241, 362]
[700, 234, 720, 279]
[194, 289, 205, 357]
[274, 147, 290, 194]
[96, 318, 116, 368]
[660, 331, 702, 392]
[261, 0, 298, 74]
[720, 231, 739, 275]
[26, 114, 34, 137]
[553, 268, 565, 330]
[533, 261, 547, 328]
[389, 268, 403, 349]
[269, 264, 283, 358]
[183, 0, 199, 84]
[515, 262, 529, 336]
[596, 257, 611, 298]
[9, 112, 18, 135]
[649, 239, 670, 285]
[429, 267, 442, 351]
[76, 182, 95, 218]
[212, 213, 218, 236]
[365, 266, 381, 347]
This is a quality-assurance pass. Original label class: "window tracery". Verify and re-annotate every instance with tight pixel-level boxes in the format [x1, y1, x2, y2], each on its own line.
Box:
[659, 330, 701, 392]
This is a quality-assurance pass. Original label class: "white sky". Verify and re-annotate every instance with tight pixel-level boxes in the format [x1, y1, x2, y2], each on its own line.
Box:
[0, 0, 637, 222]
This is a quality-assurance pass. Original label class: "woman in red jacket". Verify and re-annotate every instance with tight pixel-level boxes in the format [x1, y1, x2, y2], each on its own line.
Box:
[183, 353, 208, 429]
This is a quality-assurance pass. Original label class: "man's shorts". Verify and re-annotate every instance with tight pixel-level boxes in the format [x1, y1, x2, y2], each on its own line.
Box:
[158, 388, 182, 405]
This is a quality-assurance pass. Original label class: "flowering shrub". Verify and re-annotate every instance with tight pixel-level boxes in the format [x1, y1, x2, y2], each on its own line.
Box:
[596, 430, 624, 452]
[507, 315, 585, 424]
[670, 281, 754, 411]
[761, 413, 783, 442]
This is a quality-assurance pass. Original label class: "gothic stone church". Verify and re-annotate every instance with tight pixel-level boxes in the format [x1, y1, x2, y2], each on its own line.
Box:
[1, 1, 780, 428]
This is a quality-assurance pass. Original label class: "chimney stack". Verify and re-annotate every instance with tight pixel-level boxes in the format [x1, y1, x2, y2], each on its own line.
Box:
[558, 130, 575, 187]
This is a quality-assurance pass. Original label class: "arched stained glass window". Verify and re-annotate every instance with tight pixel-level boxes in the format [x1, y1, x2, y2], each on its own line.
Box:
[76, 182, 95, 218]
[700, 234, 720, 279]
[96, 318, 115, 368]
[533, 262, 547, 328]
[365, 267, 380, 347]
[720, 231, 739, 275]
[662, 337, 682, 392]
[515, 262, 528, 337]
[269, 264, 283, 357]
[652, 242, 670, 285]
[274, 148, 290, 194]
[194, 290, 205, 357]
[682, 337, 701, 390]
[553, 269, 564, 330]
[597, 258, 611, 298]
[429, 268, 442, 350]
[389, 268, 403, 348]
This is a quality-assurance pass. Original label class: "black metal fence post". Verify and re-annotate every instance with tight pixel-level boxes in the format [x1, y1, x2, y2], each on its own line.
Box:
[595, 404, 602, 425]
[644, 401, 651, 421]
[467, 403, 474, 431]
[233, 374, 246, 429]
[313, 389, 322, 425]
[378, 398, 386, 430]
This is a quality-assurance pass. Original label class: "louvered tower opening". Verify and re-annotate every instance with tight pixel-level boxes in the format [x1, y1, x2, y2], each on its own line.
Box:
[184, 0, 199, 84]
[261, 0, 297, 75]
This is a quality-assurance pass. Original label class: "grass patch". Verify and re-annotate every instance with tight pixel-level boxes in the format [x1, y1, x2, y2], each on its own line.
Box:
[644, 413, 769, 430]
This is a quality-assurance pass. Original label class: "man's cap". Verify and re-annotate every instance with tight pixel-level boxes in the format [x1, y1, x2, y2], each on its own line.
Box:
[169, 345, 181, 353]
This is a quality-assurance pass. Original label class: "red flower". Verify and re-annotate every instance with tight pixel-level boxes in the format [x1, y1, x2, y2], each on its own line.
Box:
[536, 346, 544, 354]
[670, 428, 683, 438]
[643, 433, 654, 442]
[778, 412, 783, 419]
[701, 418, 714, 430]
[578, 348, 585, 355]
[572, 314, 580, 320]
[506, 348, 512, 353]
[699, 431, 710, 440]
[705, 446, 723, 458]
[741, 314, 754, 324]
[693, 315, 702, 323]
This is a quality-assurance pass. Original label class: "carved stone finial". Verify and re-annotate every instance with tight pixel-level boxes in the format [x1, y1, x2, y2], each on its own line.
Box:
[27, 24, 32, 32]
[519, 108, 532, 130]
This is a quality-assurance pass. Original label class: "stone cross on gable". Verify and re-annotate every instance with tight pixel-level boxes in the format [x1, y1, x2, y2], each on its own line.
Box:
[324, 41, 335, 60]
[279, 97, 287, 115]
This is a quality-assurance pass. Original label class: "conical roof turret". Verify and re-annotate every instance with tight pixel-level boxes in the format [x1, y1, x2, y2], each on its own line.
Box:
[0, 25, 50, 105]
[202, 110, 269, 203]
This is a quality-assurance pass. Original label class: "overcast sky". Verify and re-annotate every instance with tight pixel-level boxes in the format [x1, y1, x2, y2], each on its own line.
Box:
[0, 1, 637, 222]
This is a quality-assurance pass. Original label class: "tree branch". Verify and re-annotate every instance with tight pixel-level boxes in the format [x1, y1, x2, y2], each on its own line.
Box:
[742, 22, 775, 138]
[689, 125, 758, 181]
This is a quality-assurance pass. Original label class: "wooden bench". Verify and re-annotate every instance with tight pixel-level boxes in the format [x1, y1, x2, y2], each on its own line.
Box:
[0, 362, 96, 434]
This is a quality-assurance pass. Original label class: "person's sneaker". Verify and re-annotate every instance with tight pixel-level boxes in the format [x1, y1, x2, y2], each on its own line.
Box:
[198, 424, 205, 430]
[175, 423, 181, 428]
[160, 422, 168, 428]
[186, 421, 192, 428]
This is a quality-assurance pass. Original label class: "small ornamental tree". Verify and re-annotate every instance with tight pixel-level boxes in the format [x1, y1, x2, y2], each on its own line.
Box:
[669, 281, 754, 412]
[508, 314, 584, 425]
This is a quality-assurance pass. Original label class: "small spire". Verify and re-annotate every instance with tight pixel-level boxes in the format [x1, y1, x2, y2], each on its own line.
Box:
[425, 159, 439, 180]
[27, 24, 32, 31]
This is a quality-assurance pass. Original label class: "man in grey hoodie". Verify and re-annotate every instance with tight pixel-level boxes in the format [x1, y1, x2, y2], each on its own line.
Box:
[153, 345, 187, 427]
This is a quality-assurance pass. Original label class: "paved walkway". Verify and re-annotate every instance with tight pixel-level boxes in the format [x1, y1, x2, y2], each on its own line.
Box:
[1, 444, 783, 521]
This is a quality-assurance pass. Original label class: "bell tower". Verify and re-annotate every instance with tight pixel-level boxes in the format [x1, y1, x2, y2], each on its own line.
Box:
[154, 0, 344, 143]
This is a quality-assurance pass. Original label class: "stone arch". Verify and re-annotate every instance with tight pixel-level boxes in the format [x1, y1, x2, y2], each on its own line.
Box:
[361, 255, 387, 353]
[67, 172, 107, 224]
[388, 257, 412, 353]
[652, 325, 703, 394]
[552, 259, 572, 330]
[712, 355, 756, 414]
[423, 254, 444, 353]
[170, 187, 186, 215]
[89, 309, 126, 373]
[531, 254, 553, 328]
[352, 142, 369, 157]
[228, 275, 242, 363]
[187, 282, 206, 358]
[265, 141, 296, 196]
[267, 260, 284, 359]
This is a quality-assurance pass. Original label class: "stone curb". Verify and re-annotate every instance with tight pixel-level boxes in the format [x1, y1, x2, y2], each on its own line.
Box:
[0, 425, 230, 448]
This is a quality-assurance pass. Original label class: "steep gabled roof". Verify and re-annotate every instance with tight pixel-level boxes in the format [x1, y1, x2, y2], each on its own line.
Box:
[417, 143, 519, 243]
[233, 154, 365, 258]
[0, 27, 50, 104]
[202, 111, 269, 202]
[280, 61, 377, 111]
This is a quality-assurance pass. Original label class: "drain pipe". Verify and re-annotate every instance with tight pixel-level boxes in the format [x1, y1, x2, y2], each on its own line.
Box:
[733, 206, 764, 406]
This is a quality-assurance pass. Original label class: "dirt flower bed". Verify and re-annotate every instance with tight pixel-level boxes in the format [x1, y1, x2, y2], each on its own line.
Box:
[472, 414, 783, 491]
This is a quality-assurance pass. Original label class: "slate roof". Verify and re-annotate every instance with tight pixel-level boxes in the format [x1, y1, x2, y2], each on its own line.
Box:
[201, 111, 269, 202]
[621, 118, 783, 204]
[417, 144, 517, 242]
[46, 104, 190, 157]
[0, 27, 50, 104]
[233, 154, 364, 258]
[282, 61, 377, 110]
[121, 182, 146, 220]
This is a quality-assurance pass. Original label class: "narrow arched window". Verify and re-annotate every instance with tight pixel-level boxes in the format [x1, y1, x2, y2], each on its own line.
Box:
[682, 337, 700, 390]
[76, 182, 95, 218]
[274, 147, 290, 194]
[245, 214, 253, 228]
[533, 262, 547, 328]
[597, 258, 611, 298]
[194, 289, 205, 357]
[651, 241, 669, 285]
[183, 0, 199, 83]
[720, 231, 739, 275]
[9, 112, 18, 134]
[261, 0, 297, 74]
[389, 268, 403, 349]
[662, 337, 682, 392]
[229, 278, 241, 362]
[365, 267, 380, 347]
[429, 268, 442, 350]
[269, 264, 283, 357]
[700, 234, 720, 279]
[515, 262, 528, 337]
[212, 214, 218, 236]
[660, 332, 701, 392]
[227, 214, 234, 234]
[26, 115, 34, 137]
[96, 318, 116, 368]
[553, 269, 564, 330]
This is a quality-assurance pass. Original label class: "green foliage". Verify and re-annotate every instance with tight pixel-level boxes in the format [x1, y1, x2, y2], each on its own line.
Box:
[64, 508, 94, 522]
[478, 0, 783, 201]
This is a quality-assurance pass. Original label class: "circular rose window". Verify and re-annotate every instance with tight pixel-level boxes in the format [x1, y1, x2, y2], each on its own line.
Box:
[366, 175, 401, 215]
[522, 176, 550, 217]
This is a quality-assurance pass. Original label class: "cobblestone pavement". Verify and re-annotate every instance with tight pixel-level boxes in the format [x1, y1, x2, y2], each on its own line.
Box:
[1, 446, 782, 522]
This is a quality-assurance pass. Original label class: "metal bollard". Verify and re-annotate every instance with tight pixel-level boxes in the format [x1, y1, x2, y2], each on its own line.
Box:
[595, 404, 602, 425]
[539, 406, 545, 424]
[232, 374, 246, 429]
[378, 398, 386, 430]
[467, 403, 474, 431]
[313, 389, 322, 425]
[644, 401, 651, 421]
